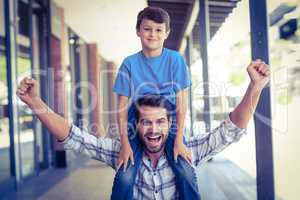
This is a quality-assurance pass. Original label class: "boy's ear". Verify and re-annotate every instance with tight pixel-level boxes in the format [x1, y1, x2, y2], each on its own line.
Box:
[165, 29, 170, 39]
[136, 29, 141, 37]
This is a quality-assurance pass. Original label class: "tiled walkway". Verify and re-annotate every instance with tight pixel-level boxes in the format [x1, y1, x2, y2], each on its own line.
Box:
[2, 155, 259, 200]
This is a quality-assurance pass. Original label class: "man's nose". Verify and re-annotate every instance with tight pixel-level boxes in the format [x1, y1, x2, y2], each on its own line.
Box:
[150, 123, 160, 132]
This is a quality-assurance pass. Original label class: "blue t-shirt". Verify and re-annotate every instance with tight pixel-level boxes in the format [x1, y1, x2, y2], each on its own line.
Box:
[113, 48, 191, 107]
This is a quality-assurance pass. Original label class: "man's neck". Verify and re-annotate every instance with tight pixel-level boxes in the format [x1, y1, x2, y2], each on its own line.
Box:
[145, 149, 164, 169]
[142, 47, 163, 58]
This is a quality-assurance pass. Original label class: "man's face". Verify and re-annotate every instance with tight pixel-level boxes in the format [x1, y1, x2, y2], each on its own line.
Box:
[136, 19, 170, 52]
[136, 105, 171, 153]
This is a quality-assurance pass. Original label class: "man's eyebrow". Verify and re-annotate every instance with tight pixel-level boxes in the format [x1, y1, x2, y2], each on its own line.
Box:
[140, 119, 150, 122]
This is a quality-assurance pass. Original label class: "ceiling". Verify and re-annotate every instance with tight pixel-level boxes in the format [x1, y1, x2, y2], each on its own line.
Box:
[55, 0, 240, 64]
[148, 0, 195, 50]
[148, 0, 241, 51]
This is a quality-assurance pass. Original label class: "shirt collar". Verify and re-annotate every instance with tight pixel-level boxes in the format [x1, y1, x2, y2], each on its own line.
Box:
[142, 151, 168, 170]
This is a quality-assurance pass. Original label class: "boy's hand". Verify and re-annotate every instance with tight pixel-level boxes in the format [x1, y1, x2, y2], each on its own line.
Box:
[174, 137, 192, 165]
[117, 140, 134, 171]
[247, 59, 270, 90]
[16, 77, 39, 106]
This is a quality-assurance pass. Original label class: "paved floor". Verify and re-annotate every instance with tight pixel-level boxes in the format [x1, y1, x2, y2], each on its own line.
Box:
[37, 160, 114, 200]
[2, 155, 260, 200]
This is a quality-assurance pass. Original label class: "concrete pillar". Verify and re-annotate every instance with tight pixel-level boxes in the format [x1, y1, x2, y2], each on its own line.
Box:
[87, 43, 103, 136]
[50, 2, 67, 168]
[106, 61, 118, 137]
[78, 43, 90, 130]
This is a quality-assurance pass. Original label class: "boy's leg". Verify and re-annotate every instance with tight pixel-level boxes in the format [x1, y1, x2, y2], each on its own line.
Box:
[165, 124, 201, 200]
[111, 106, 143, 200]
[111, 136, 142, 200]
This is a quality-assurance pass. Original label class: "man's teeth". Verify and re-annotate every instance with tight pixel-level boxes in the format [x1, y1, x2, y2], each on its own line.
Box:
[148, 135, 160, 139]
[147, 135, 161, 142]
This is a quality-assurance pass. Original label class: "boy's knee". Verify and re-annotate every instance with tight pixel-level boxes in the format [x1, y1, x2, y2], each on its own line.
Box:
[176, 157, 196, 177]
[115, 167, 136, 185]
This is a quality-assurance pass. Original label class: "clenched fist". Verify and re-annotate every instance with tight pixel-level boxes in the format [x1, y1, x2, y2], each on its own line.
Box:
[247, 59, 270, 90]
[16, 77, 39, 107]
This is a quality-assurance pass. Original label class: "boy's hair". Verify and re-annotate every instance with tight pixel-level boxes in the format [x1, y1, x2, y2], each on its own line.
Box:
[135, 95, 173, 121]
[136, 6, 170, 31]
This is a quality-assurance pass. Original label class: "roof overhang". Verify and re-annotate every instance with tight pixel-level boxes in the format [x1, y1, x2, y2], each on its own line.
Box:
[148, 0, 241, 52]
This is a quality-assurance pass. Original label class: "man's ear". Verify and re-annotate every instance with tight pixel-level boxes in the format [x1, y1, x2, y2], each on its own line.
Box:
[135, 119, 140, 129]
[168, 118, 172, 129]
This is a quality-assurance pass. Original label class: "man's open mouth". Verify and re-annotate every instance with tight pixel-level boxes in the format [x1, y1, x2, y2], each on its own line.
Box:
[146, 135, 162, 144]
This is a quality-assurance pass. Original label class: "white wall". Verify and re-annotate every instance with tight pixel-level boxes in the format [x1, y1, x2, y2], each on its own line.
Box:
[272, 96, 300, 200]
[54, 0, 147, 65]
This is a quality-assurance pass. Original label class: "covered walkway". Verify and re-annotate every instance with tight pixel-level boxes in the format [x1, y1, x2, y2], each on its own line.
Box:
[1, 0, 299, 199]
[2, 155, 258, 200]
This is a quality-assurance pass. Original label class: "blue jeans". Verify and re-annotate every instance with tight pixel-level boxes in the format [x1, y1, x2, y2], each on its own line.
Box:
[111, 105, 201, 200]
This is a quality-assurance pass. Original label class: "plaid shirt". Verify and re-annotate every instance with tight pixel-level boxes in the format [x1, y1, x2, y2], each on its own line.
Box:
[60, 116, 246, 200]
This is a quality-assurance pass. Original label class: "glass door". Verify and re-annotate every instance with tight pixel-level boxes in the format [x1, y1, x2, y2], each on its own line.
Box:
[0, 0, 15, 195]
[31, 0, 47, 171]
[15, 0, 49, 178]
[16, 0, 36, 178]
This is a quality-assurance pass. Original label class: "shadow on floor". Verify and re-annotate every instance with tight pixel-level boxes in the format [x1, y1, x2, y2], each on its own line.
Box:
[2, 154, 282, 200]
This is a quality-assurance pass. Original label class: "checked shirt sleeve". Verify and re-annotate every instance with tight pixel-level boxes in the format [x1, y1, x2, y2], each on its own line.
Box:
[186, 115, 247, 166]
[59, 124, 120, 169]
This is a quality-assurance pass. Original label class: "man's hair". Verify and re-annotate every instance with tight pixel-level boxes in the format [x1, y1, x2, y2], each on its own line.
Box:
[136, 6, 170, 31]
[135, 95, 174, 121]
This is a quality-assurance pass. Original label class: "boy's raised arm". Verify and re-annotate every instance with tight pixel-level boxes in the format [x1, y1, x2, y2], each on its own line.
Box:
[17, 77, 71, 141]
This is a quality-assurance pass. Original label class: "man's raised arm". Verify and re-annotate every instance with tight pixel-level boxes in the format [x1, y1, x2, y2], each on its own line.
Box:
[187, 59, 270, 166]
[230, 59, 270, 128]
[17, 77, 70, 141]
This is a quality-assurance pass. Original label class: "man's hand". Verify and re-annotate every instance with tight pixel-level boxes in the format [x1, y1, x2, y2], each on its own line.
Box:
[117, 140, 135, 171]
[174, 137, 192, 165]
[230, 59, 271, 129]
[16, 77, 70, 141]
[247, 59, 270, 90]
[16, 77, 39, 106]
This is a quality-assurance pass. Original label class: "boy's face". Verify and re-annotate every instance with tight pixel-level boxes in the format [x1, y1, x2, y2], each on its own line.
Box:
[136, 19, 170, 53]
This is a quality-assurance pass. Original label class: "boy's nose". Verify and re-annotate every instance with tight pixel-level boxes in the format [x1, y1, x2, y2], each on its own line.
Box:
[150, 30, 155, 37]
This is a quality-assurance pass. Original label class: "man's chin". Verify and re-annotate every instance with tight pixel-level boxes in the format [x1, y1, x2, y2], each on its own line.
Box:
[146, 144, 164, 153]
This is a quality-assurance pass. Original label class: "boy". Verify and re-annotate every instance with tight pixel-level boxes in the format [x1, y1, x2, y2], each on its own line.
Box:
[112, 6, 197, 200]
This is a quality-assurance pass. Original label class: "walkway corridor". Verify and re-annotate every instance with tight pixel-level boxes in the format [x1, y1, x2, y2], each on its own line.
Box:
[2, 155, 259, 200]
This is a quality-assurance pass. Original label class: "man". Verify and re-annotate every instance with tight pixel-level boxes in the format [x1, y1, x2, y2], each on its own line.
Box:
[16, 59, 270, 199]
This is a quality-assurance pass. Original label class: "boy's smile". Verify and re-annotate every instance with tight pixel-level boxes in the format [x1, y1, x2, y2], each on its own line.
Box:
[137, 19, 170, 57]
